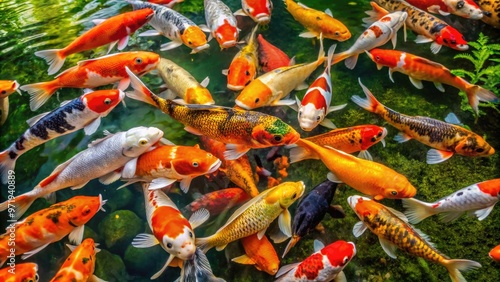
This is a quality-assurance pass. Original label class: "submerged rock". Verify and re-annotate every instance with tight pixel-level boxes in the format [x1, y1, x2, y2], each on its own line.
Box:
[98, 210, 144, 254]
[95, 249, 129, 282]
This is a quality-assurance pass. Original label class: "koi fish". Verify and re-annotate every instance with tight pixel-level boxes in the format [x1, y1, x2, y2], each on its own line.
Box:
[156, 57, 214, 105]
[147, 0, 183, 7]
[0, 262, 38, 282]
[294, 138, 417, 200]
[0, 195, 106, 267]
[132, 186, 209, 279]
[348, 195, 482, 282]
[351, 79, 495, 164]
[257, 34, 293, 73]
[0, 80, 20, 126]
[50, 238, 102, 282]
[119, 144, 222, 192]
[235, 0, 273, 24]
[275, 240, 356, 282]
[490, 244, 500, 263]
[402, 178, 500, 224]
[183, 188, 251, 216]
[0, 89, 125, 184]
[295, 44, 347, 131]
[35, 8, 155, 75]
[477, 0, 500, 28]
[235, 37, 326, 110]
[128, 1, 209, 53]
[282, 180, 345, 258]
[204, 0, 239, 49]
[20, 51, 159, 111]
[331, 9, 407, 69]
[125, 67, 300, 161]
[232, 233, 280, 275]
[288, 124, 387, 163]
[0, 126, 163, 219]
[196, 181, 305, 252]
[405, 0, 483, 19]
[284, 0, 351, 41]
[180, 247, 226, 281]
[223, 24, 259, 91]
[366, 48, 498, 114]
[368, 1, 468, 54]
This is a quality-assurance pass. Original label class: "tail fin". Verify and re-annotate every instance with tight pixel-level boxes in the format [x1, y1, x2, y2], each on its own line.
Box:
[330, 50, 352, 66]
[401, 198, 437, 224]
[34, 49, 65, 75]
[288, 145, 318, 163]
[362, 2, 389, 27]
[0, 150, 16, 184]
[443, 259, 481, 282]
[464, 84, 498, 115]
[20, 81, 58, 111]
[0, 193, 37, 220]
[124, 66, 159, 107]
[316, 33, 325, 64]
[326, 44, 336, 73]
[345, 54, 359, 70]
[351, 78, 383, 114]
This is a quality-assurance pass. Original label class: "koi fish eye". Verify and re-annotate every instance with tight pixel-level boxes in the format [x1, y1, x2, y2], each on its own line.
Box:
[167, 243, 172, 248]
[207, 153, 213, 157]
[245, 70, 250, 76]
[189, 231, 193, 238]
[456, 0, 464, 9]
[82, 207, 91, 216]
[316, 116, 321, 121]
[391, 191, 398, 196]
[192, 161, 199, 167]
[104, 98, 111, 105]
[273, 135, 282, 142]
[298, 111, 302, 117]
[375, 56, 380, 61]
[1, 90, 5, 95]
[291, 193, 297, 199]
[135, 57, 143, 64]
[138, 138, 149, 146]
[267, 1, 273, 9]
[188, 41, 192, 45]
[342, 256, 349, 265]
[377, 132, 383, 137]
[255, 97, 260, 104]
[335, 31, 340, 36]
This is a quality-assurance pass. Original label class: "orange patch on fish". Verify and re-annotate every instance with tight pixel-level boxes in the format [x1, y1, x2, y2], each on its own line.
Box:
[152, 206, 191, 239]
[368, 25, 384, 38]
[478, 179, 500, 197]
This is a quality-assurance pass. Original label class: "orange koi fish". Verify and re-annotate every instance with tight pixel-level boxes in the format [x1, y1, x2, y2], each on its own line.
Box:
[0, 262, 38, 282]
[284, 0, 351, 41]
[232, 233, 280, 275]
[223, 24, 259, 91]
[349, 195, 482, 282]
[0, 80, 20, 126]
[147, 0, 184, 7]
[294, 138, 416, 200]
[288, 125, 387, 163]
[20, 51, 160, 111]
[35, 8, 154, 75]
[366, 48, 498, 114]
[183, 188, 251, 216]
[235, 0, 273, 24]
[490, 244, 500, 263]
[351, 79, 495, 164]
[0, 195, 105, 267]
[257, 34, 293, 73]
[204, 0, 240, 49]
[405, 0, 483, 19]
[132, 186, 209, 279]
[50, 238, 102, 282]
[477, 0, 500, 28]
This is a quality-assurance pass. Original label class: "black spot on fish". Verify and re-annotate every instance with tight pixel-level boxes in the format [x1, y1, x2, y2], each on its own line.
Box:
[46, 211, 62, 224]
[82, 257, 90, 264]
[14, 136, 26, 151]
[8, 151, 17, 160]
[430, 23, 447, 35]
[29, 99, 84, 139]
[457, 192, 463, 196]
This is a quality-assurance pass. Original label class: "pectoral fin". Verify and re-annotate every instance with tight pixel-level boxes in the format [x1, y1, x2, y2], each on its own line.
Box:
[426, 149, 454, 164]
[278, 209, 292, 238]
[379, 237, 398, 259]
[352, 221, 367, 237]
[84, 118, 101, 135]
[231, 254, 255, 265]
[132, 233, 160, 248]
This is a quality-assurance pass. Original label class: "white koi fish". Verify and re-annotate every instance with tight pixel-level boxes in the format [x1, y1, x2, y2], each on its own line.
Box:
[204, 0, 240, 49]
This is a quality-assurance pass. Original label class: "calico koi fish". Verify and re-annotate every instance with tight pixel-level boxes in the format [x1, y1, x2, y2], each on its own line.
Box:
[179, 247, 226, 281]
[490, 244, 500, 263]
[0, 89, 125, 184]
[196, 181, 305, 252]
[477, 0, 500, 28]
[351, 79, 495, 164]
[20, 51, 159, 111]
[348, 195, 482, 282]
[204, 0, 240, 49]
[257, 34, 293, 73]
[235, 0, 273, 24]
[232, 233, 280, 275]
[119, 144, 222, 193]
[0, 126, 163, 219]
[405, 0, 483, 19]
[294, 138, 417, 200]
[0, 195, 105, 267]
[147, 0, 183, 7]
[366, 48, 498, 114]
[0, 80, 20, 126]
[275, 240, 356, 282]
[402, 178, 500, 224]
[284, 0, 351, 41]
[125, 67, 300, 161]
[331, 9, 407, 69]
[223, 24, 259, 91]
[132, 186, 209, 279]
[50, 238, 102, 282]
[35, 8, 155, 75]
[156, 57, 214, 105]
[288, 124, 387, 163]
[369, 1, 468, 54]
[0, 262, 38, 282]
[183, 188, 251, 216]
[128, 1, 209, 53]
[295, 44, 347, 131]
[235, 38, 326, 110]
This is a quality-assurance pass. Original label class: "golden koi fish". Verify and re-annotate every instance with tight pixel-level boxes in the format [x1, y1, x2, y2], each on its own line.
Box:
[0, 80, 20, 126]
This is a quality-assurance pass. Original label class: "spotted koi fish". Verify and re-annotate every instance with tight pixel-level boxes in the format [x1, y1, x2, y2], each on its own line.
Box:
[351, 79, 495, 164]
[490, 244, 500, 263]
[0, 89, 124, 184]
[257, 34, 293, 73]
[50, 238, 102, 282]
[476, 0, 500, 28]
[0, 262, 38, 282]
[204, 0, 240, 49]
[0, 80, 20, 126]
[366, 48, 499, 114]
[232, 233, 280, 275]
[402, 178, 500, 224]
[348, 195, 482, 282]
[235, 0, 273, 24]
[405, 0, 483, 19]
[183, 188, 251, 217]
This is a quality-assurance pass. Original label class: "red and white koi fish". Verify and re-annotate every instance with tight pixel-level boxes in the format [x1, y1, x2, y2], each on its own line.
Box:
[20, 51, 159, 111]
[275, 240, 356, 282]
[402, 178, 500, 224]
[257, 34, 293, 73]
[235, 0, 273, 24]
[0, 262, 38, 282]
[204, 0, 240, 49]
[331, 9, 407, 69]
[405, 0, 483, 19]
[0, 89, 124, 184]
[0, 126, 163, 219]
[0, 80, 20, 126]
[477, 0, 500, 28]
[295, 44, 346, 131]
[132, 186, 209, 279]
[50, 238, 103, 282]
[366, 48, 498, 114]
[147, 0, 183, 7]
[35, 8, 154, 75]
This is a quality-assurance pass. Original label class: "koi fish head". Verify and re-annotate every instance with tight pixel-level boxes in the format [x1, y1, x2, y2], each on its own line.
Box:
[242, 0, 273, 24]
[215, 19, 239, 49]
[265, 181, 305, 208]
[0, 80, 20, 97]
[227, 55, 257, 91]
[251, 118, 300, 147]
[181, 26, 210, 53]
[297, 102, 327, 132]
[83, 89, 125, 115]
[161, 224, 197, 260]
[234, 79, 273, 109]
[436, 27, 469, 51]
[489, 244, 500, 263]
[65, 195, 105, 226]
[185, 87, 215, 105]
[454, 135, 495, 157]
[446, 0, 483, 19]
[321, 240, 356, 271]
[122, 126, 164, 158]
[381, 173, 417, 200]
[348, 195, 381, 221]
[8, 263, 38, 282]
[366, 49, 400, 69]
[125, 51, 161, 76]
[171, 147, 222, 177]
[73, 238, 99, 277]
[359, 125, 387, 150]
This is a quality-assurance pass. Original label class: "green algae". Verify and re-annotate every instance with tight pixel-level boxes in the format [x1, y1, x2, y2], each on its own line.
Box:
[95, 249, 130, 282]
[98, 210, 144, 254]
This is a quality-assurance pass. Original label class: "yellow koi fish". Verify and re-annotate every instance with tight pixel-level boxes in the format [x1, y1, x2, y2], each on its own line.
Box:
[0, 80, 20, 126]
[50, 238, 102, 282]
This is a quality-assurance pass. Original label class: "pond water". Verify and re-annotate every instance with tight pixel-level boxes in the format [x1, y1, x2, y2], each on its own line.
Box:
[1, 0, 500, 281]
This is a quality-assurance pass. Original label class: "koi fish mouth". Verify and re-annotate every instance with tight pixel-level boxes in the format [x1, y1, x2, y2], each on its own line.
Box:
[380, 127, 388, 147]
[234, 99, 251, 110]
[455, 44, 469, 51]
[221, 40, 237, 49]
[255, 14, 270, 24]
[208, 159, 222, 174]
[190, 44, 210, 54]
[227, 84, 245, 91]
